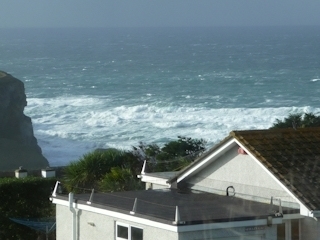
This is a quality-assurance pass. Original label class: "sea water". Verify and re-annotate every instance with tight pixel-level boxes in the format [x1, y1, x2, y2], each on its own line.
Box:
[1, 26, 320, 166]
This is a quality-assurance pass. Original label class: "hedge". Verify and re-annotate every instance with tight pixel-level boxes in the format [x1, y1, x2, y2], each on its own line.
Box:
[0, 177, 57, 240]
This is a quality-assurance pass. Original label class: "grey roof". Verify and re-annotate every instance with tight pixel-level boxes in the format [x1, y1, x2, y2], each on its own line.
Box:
[54, 189, 298, 225]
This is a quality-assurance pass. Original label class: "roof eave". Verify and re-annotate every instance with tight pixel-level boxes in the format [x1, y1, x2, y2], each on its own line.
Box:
[170, 137, 235, 184]
[138, 174, 172, 187]
[51, 195, 286, 231]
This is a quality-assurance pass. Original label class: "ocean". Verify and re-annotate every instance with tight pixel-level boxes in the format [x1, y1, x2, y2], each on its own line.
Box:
[1, 26, 320, 166]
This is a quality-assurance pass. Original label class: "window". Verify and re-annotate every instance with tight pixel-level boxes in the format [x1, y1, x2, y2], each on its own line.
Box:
[277, 220, 300, 240]
[277, 223, 285, 240]
[117, 225, 128, 239]
[116, 223, 143, 240]
[291, 219, 300, 240]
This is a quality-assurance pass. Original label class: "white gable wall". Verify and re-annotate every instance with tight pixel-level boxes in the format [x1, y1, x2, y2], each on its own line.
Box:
[184, 145, 298, 207]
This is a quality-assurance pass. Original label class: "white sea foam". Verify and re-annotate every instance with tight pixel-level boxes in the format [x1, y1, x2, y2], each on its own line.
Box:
[24, 97, 319, 166]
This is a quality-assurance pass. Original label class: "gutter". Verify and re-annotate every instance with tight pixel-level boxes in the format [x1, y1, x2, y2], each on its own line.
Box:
[311, 210, 320, 219]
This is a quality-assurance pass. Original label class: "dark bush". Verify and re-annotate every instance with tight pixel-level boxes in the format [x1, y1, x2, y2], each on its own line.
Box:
[0, 177, 56, 240]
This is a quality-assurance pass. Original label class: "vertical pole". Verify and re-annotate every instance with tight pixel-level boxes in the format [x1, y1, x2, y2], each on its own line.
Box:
[87, 189, 94, 204]
[141, 160, 147, 174]
[69, 193, 76, 240]
[279, 199, 283, 215]
[52, 181, 61, 197]
[130, 198, 138, 214]
[285, 220, 292, 240]
[173, 206, 181, 224]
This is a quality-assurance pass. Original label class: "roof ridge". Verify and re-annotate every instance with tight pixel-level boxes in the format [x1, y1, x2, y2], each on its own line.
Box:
[231, 127, 320, 135]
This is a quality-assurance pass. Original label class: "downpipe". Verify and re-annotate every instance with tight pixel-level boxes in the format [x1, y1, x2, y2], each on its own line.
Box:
[69, 193, 78, 240]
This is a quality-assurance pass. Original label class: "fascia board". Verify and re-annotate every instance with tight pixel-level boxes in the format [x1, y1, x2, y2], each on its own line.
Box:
[139, 175, 171, 186]
[177, 139, 235, 183]
[311, 211, 320, 218]
[282, 213, 305, 220]
[234, 139, 312, 217]
[177, 218, 283, 232]
[52, 198, 282, 233]
[53, 198, 178, 232]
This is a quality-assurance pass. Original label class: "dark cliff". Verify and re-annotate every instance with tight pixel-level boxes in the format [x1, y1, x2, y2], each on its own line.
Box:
[0, 71, 49, 171]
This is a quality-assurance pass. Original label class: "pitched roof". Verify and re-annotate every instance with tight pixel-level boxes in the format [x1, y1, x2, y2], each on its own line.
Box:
[172, 127, 320, 211]
[232, 128, 320, 211]
[54, 189, 297, 225]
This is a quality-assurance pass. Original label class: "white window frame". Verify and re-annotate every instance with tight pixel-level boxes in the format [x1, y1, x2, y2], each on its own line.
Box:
[116, 222, 143, 240]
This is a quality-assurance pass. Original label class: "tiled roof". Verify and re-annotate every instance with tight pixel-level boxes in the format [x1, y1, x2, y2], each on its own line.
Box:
[231, 127, 320, 211]
[54, 189, 297, 225]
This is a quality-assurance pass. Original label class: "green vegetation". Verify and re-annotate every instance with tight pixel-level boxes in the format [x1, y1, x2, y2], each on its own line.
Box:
[63, 136, 207, 192]
[0, 177, 56, 240]
[63, 149, 129, 191]
[271, 112, 320, 129]
[99, 167, 144, 192]
[132, 136, 207, 172]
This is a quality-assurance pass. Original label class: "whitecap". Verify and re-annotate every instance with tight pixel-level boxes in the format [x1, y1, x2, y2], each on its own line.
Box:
[311, 78, 320, 82]
[25, 96, 320, 167]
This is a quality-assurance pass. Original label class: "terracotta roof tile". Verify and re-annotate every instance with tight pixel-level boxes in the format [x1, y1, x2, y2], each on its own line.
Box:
[232, 127, 320, 210]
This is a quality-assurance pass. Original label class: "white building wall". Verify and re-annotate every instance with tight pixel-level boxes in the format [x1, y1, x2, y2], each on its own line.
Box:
[178, 224, 277, 240]
[55, 204, 117, 240]
[56, 205, 74, 240]
[150, 183, 169, 190]
[78, 209, 115, 240]
[56, 204, 178, 240]
[185, 146, 297, 206]
[58, 202, 320, 240]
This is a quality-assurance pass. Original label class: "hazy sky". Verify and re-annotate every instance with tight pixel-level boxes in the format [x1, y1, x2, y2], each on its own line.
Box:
[1, 0, 320, 28]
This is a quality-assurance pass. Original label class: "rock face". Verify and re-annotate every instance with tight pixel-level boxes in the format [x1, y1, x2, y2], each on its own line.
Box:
[0, 71, 49, 171]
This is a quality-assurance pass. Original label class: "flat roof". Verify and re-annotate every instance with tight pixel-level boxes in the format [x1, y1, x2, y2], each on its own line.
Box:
[54, 188, 299, 225]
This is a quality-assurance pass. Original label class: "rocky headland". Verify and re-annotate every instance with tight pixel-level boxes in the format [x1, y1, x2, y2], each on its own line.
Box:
[0, 71, 49, 171]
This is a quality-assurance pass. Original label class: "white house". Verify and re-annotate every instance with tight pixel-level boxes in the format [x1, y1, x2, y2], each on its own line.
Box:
[51, 127, 320, 240]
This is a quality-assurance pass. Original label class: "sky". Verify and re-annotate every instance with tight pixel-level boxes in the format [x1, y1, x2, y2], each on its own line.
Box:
[1, 0, 320, 28]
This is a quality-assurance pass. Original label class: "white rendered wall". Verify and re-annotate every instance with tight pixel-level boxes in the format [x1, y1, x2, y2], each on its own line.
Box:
[151, 183, 169, 190]
[178, 224, 277, 240]
[56, 204, 178, 240]
[56, 205, 115, 240]
[78, 209, 114, 240]
[185, 145, 297, 206]
[56, 202, 318, 240]
[56, 205, 74, 240]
